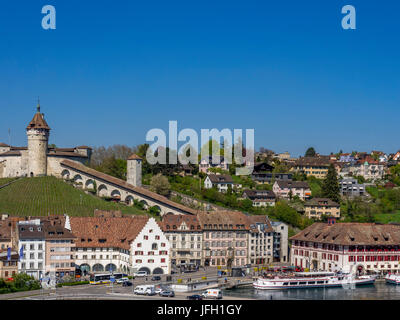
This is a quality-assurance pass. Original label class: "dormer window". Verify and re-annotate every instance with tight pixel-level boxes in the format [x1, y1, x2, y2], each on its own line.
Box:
[29, 227, 33, 232]
[38, 227, 42, 232]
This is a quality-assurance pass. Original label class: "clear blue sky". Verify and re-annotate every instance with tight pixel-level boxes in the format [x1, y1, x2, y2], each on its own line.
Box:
[0, 0, 399, 157]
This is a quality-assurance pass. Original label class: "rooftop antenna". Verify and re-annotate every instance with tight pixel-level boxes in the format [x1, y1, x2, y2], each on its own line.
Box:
[8, 128, 10, 146]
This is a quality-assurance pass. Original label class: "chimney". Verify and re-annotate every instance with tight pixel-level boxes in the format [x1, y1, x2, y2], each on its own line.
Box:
[327, 217, 336, 226]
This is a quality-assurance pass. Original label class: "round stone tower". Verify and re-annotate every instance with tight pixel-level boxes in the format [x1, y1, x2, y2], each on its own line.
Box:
[26, 101, 50, 177]
[127, 154, 142, 187]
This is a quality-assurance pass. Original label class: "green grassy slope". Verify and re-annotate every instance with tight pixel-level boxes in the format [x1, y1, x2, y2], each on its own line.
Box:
[0, 176, 147, 216]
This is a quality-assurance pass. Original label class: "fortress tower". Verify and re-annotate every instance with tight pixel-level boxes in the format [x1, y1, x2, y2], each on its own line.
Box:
[127, 154, 142, 187]
[26, 101, 50, 177]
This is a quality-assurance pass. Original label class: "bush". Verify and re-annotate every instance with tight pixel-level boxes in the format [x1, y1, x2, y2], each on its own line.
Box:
[56, 281, 89, 288]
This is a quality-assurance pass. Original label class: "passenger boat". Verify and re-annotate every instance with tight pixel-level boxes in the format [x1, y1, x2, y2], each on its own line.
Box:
[253, 271, 376, 290]
[384, 273, 400, 285]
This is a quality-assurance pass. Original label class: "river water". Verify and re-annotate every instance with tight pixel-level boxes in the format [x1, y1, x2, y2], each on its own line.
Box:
[222, 280, 400, 300]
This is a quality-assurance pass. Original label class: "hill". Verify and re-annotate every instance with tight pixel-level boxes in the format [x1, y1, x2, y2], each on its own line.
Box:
[0, 176, 147, 217]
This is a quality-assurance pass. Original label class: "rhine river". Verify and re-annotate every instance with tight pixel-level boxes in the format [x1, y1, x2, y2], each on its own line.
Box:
[222, 280, 400, 300]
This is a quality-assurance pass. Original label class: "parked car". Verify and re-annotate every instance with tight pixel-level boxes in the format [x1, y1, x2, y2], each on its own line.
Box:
[202, 289, 222, 299]
[151, 276, 161, 281]
[133, 271, 148, 277]
[134, 285, 156, 295]
[117, 277, 129, 284]
[122, 280, 133, 287]
[186, 294, 203, 300]
[159, 290, 175, 297]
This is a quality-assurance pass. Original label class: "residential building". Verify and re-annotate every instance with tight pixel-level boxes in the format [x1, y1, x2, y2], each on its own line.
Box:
[199, 156, 229, 173]
[272, 180, 311, 201]
[292, 156, 331, 179]
[161, 214, 203, 270]
[17, 219, 46, 279]
[271, 221, 289, 263]
[290, 221, 400, 274]
[70, 216, 148, 275]
[130, 217, 170, 275]
[338, 153, 355, 163]
[251, 172, 292, 184]
[44, 220, 76, 278]
[340, 178, 366, 197]
[242, 189, 276, 207]
[304, 198, 341, 220]
[247, 216, 274, 265]
[0, 250, 18, 279]
[347, 157, 385, 181]
[198, 211, 249, 268]
[204, 174, 233, 193]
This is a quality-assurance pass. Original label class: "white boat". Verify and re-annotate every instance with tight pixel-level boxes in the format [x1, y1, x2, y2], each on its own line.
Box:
[253, 271, 376, 290]
[385, 273, 400, 285]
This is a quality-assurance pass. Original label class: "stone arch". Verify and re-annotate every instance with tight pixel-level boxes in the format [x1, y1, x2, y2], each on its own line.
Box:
[138, 267, 151, 275]
[125, 195, 135, 205]
[105, 263, 117, 273]
[140, 200, 149, 208]
[92, 264, 104, 272]
[122, 265, 127, 273]
[111, 189, 121, 199]
[72, 174, 83, 185]
[98, 184, 108, 197]
[61, 169, 70, 180]
[79, 264, 90, 273]
[85, 179, 95, 190]
[152, 267, 164, 275]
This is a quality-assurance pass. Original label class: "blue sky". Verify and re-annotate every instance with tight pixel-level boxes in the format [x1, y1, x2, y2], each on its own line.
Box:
[0, 0, 399, 157]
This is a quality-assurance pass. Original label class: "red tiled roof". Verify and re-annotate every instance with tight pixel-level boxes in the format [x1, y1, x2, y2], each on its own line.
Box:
[69, 216, 149, 250]
[160, 214, 201, 232]
[290, 222, 400, 245]
[197, 211, 251, 230]
[128, 154, 142, 160]
[26, 112, 50, 130]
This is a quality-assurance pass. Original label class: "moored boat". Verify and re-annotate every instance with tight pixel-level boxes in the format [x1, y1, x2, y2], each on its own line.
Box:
[253, 271, 375, 290]
[385, 273, 400, 285]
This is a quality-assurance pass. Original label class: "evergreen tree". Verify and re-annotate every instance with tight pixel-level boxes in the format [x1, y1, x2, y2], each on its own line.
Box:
[321, 164, 340, 203]
[305, 147, 316, 157]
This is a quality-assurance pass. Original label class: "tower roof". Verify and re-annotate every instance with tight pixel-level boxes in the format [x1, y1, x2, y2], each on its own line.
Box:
[128, 154, 142, 160]
[26, 101, 51, 131]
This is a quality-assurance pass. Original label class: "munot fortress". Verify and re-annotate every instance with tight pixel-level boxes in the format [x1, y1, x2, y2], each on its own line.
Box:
[0, 103, 196, 216]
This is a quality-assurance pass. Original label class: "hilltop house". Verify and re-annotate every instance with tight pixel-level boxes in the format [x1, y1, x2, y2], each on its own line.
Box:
[199, 156, 229, 173]
[339, 178, 366, 197]
[204, 174, 234, 193]
[292, 156, 332, 179]
[347, 157, 385, 181]
[272, 180, 311, 201]
[304, 198, 341, 220]
[242, 189, 276, 207]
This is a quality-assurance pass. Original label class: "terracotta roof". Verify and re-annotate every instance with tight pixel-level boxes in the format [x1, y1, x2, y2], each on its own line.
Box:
[295, 157, 331, 167]
[247, 215, 274, 233]
[305, 198, 340, 207]
[10, 147, 27, 151]
[207, 174, 233, 184]
[275, 180, 310, 189]
[290, 222, 400, 246]
[197, 211, 251, 230]
[26, 112, 50, 130]
[0, 220, 12, 240]
[47, 151, 88, 158]
[60, 159, 198, 215]
[0, 143, 9, 147]
[42, 220, 76, 240]
[160, 214, 201, 232]
[69, 216, 149, 250]
[0, 151, 21, 156]
[128, 154, 142, 160]
[76, 146, 92, 150]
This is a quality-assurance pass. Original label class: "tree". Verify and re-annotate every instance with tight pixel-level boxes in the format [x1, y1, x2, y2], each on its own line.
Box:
[150, 173, 171, 196]
[305, 147, 316, 157]
[321, 164, 340, 203]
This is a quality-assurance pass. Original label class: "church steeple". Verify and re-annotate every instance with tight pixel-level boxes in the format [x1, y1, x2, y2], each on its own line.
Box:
[37, 97, 41, 113]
